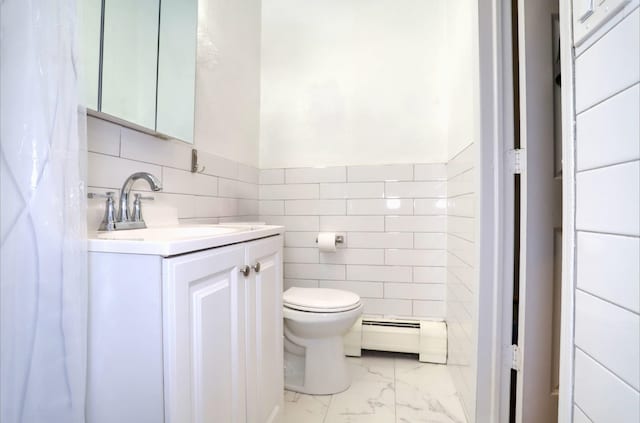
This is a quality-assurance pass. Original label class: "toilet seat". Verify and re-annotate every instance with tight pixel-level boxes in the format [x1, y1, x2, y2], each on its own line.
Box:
[283, 287, 361, 313]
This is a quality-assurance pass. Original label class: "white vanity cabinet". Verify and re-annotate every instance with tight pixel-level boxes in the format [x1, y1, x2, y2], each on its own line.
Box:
[87, 233, 283, 423]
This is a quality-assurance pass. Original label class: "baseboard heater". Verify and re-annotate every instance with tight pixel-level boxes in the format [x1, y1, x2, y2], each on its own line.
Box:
[343, 317, 447, 364]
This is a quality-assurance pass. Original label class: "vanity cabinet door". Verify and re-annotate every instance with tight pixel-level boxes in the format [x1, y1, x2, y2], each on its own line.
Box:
[245, 236, 284, 423]
[163, 245, 247, 423]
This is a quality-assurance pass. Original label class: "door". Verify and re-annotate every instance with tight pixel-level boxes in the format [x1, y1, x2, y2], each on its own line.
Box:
[245, 236, 284, 423]
[509, 0, 559, 421]
[163, 245, 247, 423]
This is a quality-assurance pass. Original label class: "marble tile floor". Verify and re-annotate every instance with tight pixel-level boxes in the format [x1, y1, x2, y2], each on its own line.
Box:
[283, 351, 468, 423]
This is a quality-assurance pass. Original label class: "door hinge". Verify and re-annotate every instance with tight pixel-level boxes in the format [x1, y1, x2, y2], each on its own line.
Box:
[510, 344, 522, 371]
[508, 148, 526, 174]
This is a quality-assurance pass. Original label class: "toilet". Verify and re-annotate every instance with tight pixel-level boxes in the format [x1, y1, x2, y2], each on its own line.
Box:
[283, 287, 363, 395]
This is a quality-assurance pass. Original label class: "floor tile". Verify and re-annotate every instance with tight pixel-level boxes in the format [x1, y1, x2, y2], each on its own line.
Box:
[284, 390, 331, 423]
[396, 393, 466, 423]
[323, 355, 396, 423]
[395, 358, 466, 423]
[394, 358, 457, 396]
[283, 352, 468, 423]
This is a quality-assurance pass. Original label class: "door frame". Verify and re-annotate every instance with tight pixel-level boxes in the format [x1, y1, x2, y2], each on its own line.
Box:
[557, 0, 577, 421]
[474, 0, 516, 421]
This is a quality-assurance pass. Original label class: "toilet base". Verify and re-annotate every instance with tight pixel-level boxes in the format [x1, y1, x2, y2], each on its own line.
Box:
[284, 333, 352, 395]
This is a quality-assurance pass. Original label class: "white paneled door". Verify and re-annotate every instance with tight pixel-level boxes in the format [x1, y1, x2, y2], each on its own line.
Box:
[163, 245, 247, 423]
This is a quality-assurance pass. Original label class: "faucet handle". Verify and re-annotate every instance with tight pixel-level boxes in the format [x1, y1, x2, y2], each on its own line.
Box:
[132, 193, 155, 222]
[89, 192, 117, 231]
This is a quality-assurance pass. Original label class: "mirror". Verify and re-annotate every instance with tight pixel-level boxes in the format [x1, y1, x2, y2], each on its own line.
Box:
[79, 0, 101, 110]
[101, 0, 160, 130]
[100, 0, 160, 130]
[156, 0, 198, 143]
[79, 0, 197, 143]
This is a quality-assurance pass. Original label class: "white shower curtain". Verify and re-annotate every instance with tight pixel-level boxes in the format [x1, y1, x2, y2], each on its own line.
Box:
[0, 0, 88, 422]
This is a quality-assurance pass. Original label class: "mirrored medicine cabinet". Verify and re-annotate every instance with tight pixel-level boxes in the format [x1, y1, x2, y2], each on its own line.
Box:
[80, 0, 197, 144]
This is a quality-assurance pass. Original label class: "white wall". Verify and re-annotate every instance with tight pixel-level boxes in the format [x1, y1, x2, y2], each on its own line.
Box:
[259, 0, 449, 168]
[445, 0, 479, 160]
[259, 164, 448, 319]
[194, 0, 261, 167]
[445, 1, 479, 421]
[446, 144, 476, 420]
[570, 7, 640, 422]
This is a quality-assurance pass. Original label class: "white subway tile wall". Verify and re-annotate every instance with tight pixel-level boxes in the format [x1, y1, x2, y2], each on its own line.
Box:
[86, 116, 259, 228]
[572, 9, 640, 422]
[260, 163, 448, 319]
[446, 143, 475, 415]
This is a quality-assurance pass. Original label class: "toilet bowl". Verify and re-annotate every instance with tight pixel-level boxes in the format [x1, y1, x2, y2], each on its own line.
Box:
[283, 287, 363, 395]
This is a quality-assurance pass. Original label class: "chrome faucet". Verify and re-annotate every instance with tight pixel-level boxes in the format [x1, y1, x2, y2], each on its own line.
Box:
[90, 172, 162, 231]
[118, 172, 162, 223]
[104, 172, 162, 230]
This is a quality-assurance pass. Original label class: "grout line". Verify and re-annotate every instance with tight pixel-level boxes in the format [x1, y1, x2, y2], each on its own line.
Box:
[573, 403, 595, 423]
[447, 232, 475, 242]
[448, 213, 475, 219]
[116, 125, 123, 157]
[576, 81, 640, 116]
[447, 142, 474, 163]
[576, 287, 640, 316]
[447, 191, 475, 199]
[446, 167, 475, 181]
[446, 250, 474, 269]
[576, 229, 640, 239]
[575, 346, 640, 394]
[576, 157, 640, 174]
[575, 227, 640, 238]
[393, 354, 398, 422]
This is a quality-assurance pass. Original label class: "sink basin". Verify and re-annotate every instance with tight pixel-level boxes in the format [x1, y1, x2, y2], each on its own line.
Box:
[89, 223, 284, 256]
[95, 225, 245, 241]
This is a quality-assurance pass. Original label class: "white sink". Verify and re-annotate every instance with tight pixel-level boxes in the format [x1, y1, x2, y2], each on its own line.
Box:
[96, 225, 244, 241]
[89, 224, 284, 256]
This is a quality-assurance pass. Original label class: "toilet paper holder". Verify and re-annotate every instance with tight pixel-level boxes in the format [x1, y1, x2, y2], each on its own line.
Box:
[315, 235, 344, 244]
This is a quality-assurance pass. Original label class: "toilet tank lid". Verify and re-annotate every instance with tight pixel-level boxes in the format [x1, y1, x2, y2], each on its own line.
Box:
[283, 287, 361, 311]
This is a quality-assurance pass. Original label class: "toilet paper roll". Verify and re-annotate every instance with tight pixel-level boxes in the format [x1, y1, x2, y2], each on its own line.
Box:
[317, 232, 337, 252]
